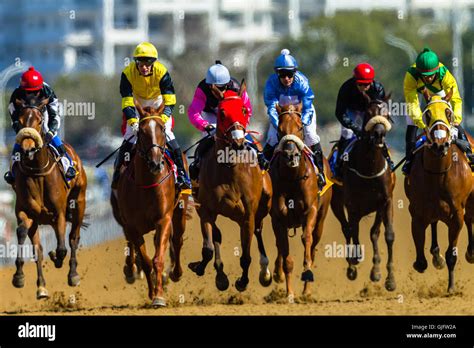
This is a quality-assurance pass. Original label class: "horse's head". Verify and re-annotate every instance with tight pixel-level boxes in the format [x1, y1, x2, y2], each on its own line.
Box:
[363, 94, 392, 148]
[422, 89, 454, 157]
[276, 103, 305, 168]
[135, 100, 166, 174]
[215, 81, 249, 150]
[14, 95, 48, 159]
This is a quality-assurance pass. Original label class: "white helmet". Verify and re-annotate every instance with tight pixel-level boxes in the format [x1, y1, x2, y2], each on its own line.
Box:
[206, 61, 230, 85]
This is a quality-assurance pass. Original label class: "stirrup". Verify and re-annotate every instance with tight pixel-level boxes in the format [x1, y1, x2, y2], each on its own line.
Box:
[65, 166, 77, 180]
[4, 171, 14, 185]
[317, 172, 326, 190]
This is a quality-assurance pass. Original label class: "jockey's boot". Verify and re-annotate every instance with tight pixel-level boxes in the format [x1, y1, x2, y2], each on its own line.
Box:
[310, 143, 326, 190]
[263, 143, 276, 163]
[246, 142, 269, 170]
[4, 143, 21, 185]
[455, 125, 474, 168]
[382, 144, 395, 171]
[172, 146, 192, 190]
[112, 140, 133, 189]
[402, 125, 418, 175]
[57, 144, 77, 180]
[334, 138, 351, 181]
[189, 136, 215, 181]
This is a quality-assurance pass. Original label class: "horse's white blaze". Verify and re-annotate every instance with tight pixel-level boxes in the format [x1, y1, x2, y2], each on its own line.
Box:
[231, 129, 244, 140]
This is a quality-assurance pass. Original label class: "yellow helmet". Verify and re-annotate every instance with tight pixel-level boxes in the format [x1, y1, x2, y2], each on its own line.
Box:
[133, 42, 158, 61]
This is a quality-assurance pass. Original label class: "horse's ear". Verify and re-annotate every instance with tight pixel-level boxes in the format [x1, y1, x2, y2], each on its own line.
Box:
[39, 97, 49, 109]
[156, 101, 166, 115]
[421, 88, 431, 103]
[384, 92, 392, 102]
[444, 88, 453, 103]
[239, 79, 247, 98]
[445, 107, 453, 123]
[15, 99, 25, 108]
[296, 102, 303, 112]
[275, 103, 282, 115]
[211, 84, 224, 100]
[134, 99, 145, 117]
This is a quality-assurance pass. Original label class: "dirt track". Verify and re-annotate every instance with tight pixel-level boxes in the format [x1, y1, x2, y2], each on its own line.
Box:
[2, 176, 474, 315]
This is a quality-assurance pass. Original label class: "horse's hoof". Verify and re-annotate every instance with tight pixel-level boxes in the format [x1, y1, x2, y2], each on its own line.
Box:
[346, 266, 357, 281]
[169, 269, 182, 283]
[54, 259, 64, 269]
[432, 255, 446, 269]
[188, 261, 205, 276]
[152, 297, 166, 308]
[36, 287, 49, 300]
[235, 278, 248, 292]
[259, 269, 272, 287]
[370, 268, 381, 282]
[413, 259, 428, 273]
[385, 277, 396, 292]
[48, 250, 56, 262]
[216, 272, 229, 291]
[301, 269, 314, 282]
[123, 266, 136, 284]
[273, 271, 284, 284]
[12, 274, 25, 288]
[447, 285, 456, 294]
[68, 274, 81, 287]
[465, 250, 474, 264]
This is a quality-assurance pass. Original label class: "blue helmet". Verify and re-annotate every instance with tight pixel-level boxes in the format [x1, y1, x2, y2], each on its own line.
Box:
[274, 49, 298, 71]
[206, 61, 231, 85]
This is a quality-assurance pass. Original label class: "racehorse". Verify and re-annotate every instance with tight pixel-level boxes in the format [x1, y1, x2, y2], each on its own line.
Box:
[11, 94, 87, 299]
[405, 91, 472, 293]
[270, 103, 333, 298]
[188, 83, 273, 292]
[330, 95, 397, 291]
[110, 101, 188, 307]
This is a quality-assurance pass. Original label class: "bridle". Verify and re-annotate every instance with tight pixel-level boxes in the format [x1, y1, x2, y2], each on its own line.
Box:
[136, 115, 166, 166]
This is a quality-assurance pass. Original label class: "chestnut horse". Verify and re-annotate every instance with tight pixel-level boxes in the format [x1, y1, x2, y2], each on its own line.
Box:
[11, 95, 87, 299]
[110, 102, 188, 307]
[270, 103, 333, 298]
[405, 92, 472, 292]
[188, 84, 273, 292]
[331, 96, 396, 291]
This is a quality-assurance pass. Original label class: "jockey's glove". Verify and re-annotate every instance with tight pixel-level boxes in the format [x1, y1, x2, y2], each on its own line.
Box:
[204, 124, 215, 132]
[45, 130, 56, 143]
[127, 118, 139, 134]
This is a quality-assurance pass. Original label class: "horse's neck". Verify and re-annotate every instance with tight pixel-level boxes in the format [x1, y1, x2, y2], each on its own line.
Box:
[23, 146, 50, 170]
[422, 146, 453, 174]
[351, 139, 384, 166]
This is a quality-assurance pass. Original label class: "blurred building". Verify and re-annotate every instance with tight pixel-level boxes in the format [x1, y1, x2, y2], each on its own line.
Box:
[0, 0, 472, 79]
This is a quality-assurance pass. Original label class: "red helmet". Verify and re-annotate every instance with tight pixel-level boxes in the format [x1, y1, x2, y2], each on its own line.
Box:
[353, 63, 375, 84]
[20, 67, 44, 91]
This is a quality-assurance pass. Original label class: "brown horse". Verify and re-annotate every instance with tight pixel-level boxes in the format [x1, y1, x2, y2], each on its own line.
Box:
[188, 84, 273, 292]
[405, 92, 472, 292]
[331, 96, 396, 291]
[11, 95, 87, 299]
[111, 101, 188, 307]
[270, 103, 333, 298]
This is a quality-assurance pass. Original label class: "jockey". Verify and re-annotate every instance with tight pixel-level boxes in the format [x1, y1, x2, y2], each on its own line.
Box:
[187, 61, 266, 180]
[4, 66, 77, 185]
[263, 49, 326, 189]
[113, 42, 191, 190]
[333, 62, 394, 179]
[403, 47, 472, 174]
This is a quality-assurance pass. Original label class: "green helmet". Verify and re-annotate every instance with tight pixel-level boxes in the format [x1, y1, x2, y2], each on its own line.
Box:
[416, 47, 440, 76]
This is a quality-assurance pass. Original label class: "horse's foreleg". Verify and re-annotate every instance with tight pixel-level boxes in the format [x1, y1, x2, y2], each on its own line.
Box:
[188, 210, 215, 276]
[430, 222, 446, 269]
[255, 217, 272, 288]
[68, 191, 86, 287]
[369, 211, 383, 283]
[12, 211, 33, 289]
[272, 216, 293, 297]
[412, 217, 428, 273]
[28, 223, 48, 299]
[382, 199, 396, 291]
[446, 211, 463, 293]
[301, 206, 317, 296]
[49, 213, 68, 269]
[346, 211, 361, 281]
[212, 222, 229, 291]
[169, 195, 187, 282]
[135, 235, 154, 301]
[235, 214, 255, 292]
[151, 215, 172, 307]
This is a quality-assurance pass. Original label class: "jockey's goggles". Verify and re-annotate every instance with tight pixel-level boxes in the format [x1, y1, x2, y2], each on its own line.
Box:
[135, 57, 156, 66]
[278, 70, 295, 78]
